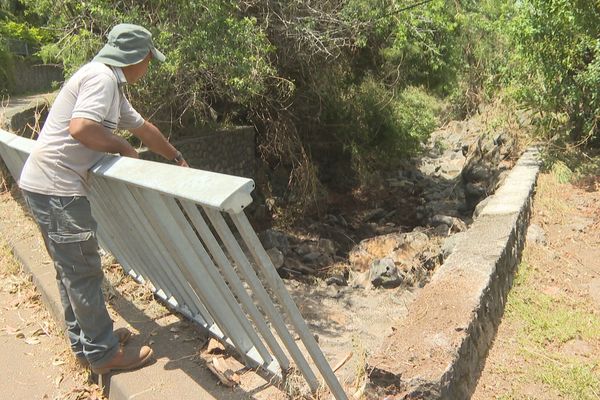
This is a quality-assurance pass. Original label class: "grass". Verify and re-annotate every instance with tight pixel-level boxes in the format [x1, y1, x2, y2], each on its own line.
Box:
[507, 286, 600, 346]
[538, 360, 600, 400]
[502, 254, 600, 399]
[0, 238, 21, 275]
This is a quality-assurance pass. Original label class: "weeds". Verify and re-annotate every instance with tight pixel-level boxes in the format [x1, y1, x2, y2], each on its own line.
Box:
[0, 239, 21, 276]
[537, 360, 600, 400]
[507, 287, 600, 346]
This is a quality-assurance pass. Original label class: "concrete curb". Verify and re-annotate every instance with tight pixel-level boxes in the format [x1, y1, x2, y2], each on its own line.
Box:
[367, 147, 541, 399]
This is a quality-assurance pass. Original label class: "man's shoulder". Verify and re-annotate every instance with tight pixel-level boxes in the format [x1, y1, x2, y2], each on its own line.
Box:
[72, 62, 118, 85]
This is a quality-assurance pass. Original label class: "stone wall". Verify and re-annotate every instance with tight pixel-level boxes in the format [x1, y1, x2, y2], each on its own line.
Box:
[12, 59, 63, 95]
[367, 148, 541, 400]
[139, 126, 256, 178]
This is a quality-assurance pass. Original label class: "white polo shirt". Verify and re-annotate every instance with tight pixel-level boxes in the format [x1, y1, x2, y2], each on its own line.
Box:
[19, 62, 144, 196]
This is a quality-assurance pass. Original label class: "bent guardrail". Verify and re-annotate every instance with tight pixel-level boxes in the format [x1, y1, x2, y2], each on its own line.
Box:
[0, 128, 348, 400]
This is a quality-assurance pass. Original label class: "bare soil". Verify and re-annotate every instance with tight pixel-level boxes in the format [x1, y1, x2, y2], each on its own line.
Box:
[473, 172, 600, 399]
[0, 233, 104, 399]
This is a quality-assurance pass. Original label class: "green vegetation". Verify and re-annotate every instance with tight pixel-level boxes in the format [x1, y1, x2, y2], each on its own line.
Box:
[500, 217, 600, 399]
[507, 0, 600, 146]
[1, 0, 598, 216]
[0, 0, 54, 95]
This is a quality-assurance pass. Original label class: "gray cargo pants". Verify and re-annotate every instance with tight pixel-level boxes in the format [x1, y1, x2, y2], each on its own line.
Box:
[22, 189, 119, 367]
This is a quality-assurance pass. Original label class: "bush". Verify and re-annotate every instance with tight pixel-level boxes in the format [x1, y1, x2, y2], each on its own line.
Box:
[0, 41, 14, 96]
[507, 0, 600, 145]
[338, 79, 440, 174]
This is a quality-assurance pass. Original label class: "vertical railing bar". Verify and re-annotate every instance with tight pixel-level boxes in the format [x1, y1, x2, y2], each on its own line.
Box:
[181, 200, 288, 371]
[203, 207, 320, 388]
[88, 180, 163, 294]
[98, 179, 195, 304]
[94, 181, 212, 334]
[127, 186, 216, 327]
[231, 212, 349, 400]
[89, 185, 142, 277]
[95, 221, 137, 277]
[159, 193, 273, 366]
[98, 180, 182, 299]
[138, 189, 254, 362]
[111, 182, 207, 318]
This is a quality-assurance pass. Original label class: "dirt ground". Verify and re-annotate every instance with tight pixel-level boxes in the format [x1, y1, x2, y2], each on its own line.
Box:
[0, 239, 105, 399]
[473, 171, 600, 399]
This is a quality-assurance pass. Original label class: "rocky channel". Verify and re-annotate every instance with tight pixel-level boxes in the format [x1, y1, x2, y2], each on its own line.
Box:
[261, 106, 524, 293]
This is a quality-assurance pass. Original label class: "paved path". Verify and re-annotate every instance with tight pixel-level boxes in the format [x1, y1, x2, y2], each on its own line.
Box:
[1, 92, 56, 126]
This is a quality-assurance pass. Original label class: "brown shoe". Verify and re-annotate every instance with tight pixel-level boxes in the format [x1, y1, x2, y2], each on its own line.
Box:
[114, 327, 132, 345]
[91, 345, 153, 374]
[74, 328, 133, 368]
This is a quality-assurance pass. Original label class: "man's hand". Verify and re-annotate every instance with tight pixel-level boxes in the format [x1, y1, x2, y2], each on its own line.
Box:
[130, 121, 189, 167]
[70, 118, 137, 157]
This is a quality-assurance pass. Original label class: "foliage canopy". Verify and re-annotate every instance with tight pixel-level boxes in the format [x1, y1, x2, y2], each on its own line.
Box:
[2, 0, 598, 214]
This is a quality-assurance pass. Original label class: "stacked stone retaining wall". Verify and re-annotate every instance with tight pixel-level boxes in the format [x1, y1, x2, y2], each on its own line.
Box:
[139, 126, 256, 178]
[12, 58, 63, 95]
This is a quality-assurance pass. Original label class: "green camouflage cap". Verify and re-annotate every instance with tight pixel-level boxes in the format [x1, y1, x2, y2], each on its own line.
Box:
[93, 23, 165, 67]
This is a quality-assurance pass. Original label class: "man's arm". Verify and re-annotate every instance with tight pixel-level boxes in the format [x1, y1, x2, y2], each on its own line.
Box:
[130, 120, 188, 167]
[70, 118, 139, 158]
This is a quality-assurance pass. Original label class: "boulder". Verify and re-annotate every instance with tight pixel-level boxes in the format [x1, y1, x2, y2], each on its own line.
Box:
[266, 248, 284, 269]
[259, 229, 290, 255]
[370, 258, 403, 288]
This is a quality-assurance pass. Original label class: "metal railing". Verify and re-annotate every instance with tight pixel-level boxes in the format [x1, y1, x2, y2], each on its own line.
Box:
[0, 128, 348, 400]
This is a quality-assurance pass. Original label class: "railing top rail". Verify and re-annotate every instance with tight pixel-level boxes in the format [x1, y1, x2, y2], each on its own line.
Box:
[0, 129, 255, 213]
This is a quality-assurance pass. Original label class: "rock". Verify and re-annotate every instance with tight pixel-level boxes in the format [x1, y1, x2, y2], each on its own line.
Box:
[369, 258, 403, 288]
[363, 208, 387, 222]
[266, 248, 284, 269]
[420, 250, 442, 271]
[402, 231, 430, 250]
[526, 223, 547, 245]
[465, 164, 493, 182]
[473, 196, 493, 219]
[302, 252, 322, 264]
[326, 275, 348, 286]
[284, 258, 316, 274]
[318, 238, 336, 256]
[296, 242, 319, 256]
[441, 232, 466, 259]
[259, 229, 290, 255]
[431, 214, 455, 227]
[317, 254, 333, 267]
[433, 223, 450, 237]
[450, 217, 468, 233]
[350, 270, 371, 289]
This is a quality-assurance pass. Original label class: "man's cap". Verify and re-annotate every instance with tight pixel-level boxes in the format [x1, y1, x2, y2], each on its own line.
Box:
[93, 23, 165, 67]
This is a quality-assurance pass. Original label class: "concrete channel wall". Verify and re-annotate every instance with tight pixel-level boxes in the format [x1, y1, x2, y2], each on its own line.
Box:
[367, 148, 541, 399]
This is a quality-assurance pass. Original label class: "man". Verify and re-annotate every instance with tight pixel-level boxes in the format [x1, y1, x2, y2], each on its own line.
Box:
[18, 24, 187, 374]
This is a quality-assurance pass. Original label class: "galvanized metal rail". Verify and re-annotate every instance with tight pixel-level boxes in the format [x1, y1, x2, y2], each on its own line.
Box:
[0, 128, 348, 400]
